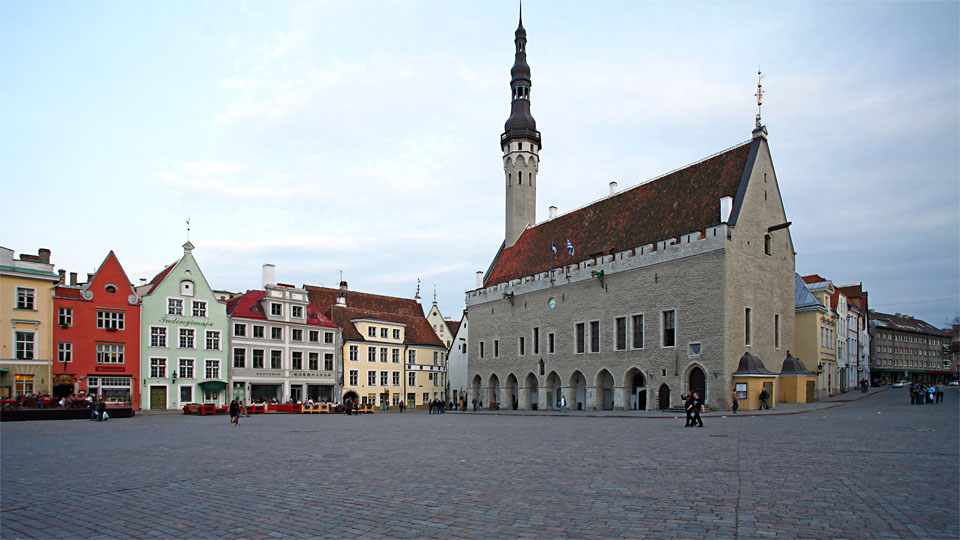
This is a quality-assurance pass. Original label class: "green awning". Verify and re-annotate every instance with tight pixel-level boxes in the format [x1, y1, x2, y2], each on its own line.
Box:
[198, 380, 227, 389]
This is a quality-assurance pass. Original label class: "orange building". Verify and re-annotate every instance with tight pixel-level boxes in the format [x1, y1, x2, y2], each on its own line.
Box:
[53, 252, 141, 408]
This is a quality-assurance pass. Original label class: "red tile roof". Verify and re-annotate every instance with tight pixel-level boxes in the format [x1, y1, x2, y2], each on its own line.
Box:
[305, 286, 425, 318]
[324, 305, 444, 347]
[227, 290, 337, 328]
[446, 320, 462, 336]
[144, 261, 178, 295]
[54, 286, 83, 300]
[801, 274, 829, 285]
[485, 140, 754, 286]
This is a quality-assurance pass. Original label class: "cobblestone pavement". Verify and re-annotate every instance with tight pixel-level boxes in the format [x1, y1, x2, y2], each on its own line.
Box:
[2, 388, 957, 539]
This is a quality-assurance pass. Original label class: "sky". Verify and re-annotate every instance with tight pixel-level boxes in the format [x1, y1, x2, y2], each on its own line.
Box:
[2, 0, 958, 328]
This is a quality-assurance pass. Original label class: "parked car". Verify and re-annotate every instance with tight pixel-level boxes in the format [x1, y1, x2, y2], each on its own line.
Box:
[892, 381, 906, 388]
[948, 381, 959, 386]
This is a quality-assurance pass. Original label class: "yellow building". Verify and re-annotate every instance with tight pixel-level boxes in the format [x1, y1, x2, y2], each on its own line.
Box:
[307, 283, 446, 410]
[732, 352, 778, 410]
[795, 273, 837, 400]
[1, 247, 60, 397]
[778, 352, 817, 403]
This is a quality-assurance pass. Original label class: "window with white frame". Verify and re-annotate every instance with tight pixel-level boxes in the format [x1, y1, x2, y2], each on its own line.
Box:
[96, 344, 124, 364]
[408, 371, 416, 387]
[253, 325, 264, 338]
[58, 307, 73, 326]
[97, 310, 124, 330]
[180, 386, 192, 403]
[270, 327, 282, 340]
[380, 347, 388, 363]
[58, 342, 72, 362]
[16, 287, 35, 310]
[662, 310, 676, 348]
[408, 349, 417, 363]
[393, 371, 400, 386]
[205, 330, 220, 351]
[380, 328, 388, 338]
[308, 330, 319, 342]
[368, 371, 377, 386]
[615, 317, 627, 351]
[309, 352, 319, 371]
[368, 347, 377, 362]
[380, 371, 389, 386]
[349, 345, 358, 361]
[434, 351, 439, 365]
[292, 329, 303, 342]
[392, 329, 401, 340]
[270, 303, 282, 316]
[205, 359, 220, 379]
[575, 323, 585, 354]
[590, 321, 600, 353]
[150, 357, 166, 378]
[270, 350, 281, 369]
[179, 328, 195, 349]
[234, 348, 246, 368]
[252, 349, 264, 369]
[168, 298, 183, 315]
[292, 351, 303, 370]
[150, 326, 167, 348]
[180, 280, 194, 297]
[324, 353, 333, 371]
[179, 358, 194, 378]
[392, 348, 400, 363]
[325, 332, 334, 344]
[234, 323, 246, 337]
[192, 301, 207, 318]
[292, 305, 303, 318]
[368, 326, 377, 338]
[349, 370, 358, 386]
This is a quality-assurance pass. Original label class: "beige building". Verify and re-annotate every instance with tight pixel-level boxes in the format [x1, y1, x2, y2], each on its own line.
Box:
[307, 283, 446, 410]
[1, 247, 60, 397]
[797, 275, 840, 397]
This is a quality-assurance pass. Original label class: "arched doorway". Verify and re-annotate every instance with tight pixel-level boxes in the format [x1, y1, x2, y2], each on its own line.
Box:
[487, 373, 500, 409]
[546, 371, 561, 409]
[471, 374, 482, 405]
[570, 371, 586, 411]
[596, 369, 614, 410]
[689, 366, 706, 400]
[343, 390, 359, 403]
[625, 368, 647, 410]
[523, 372, 539, 410]
[657, 384, 671, 410]
[506, 373, 519, 410]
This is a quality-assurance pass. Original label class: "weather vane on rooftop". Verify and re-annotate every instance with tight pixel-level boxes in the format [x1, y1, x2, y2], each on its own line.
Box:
[755, 67, 766, 129]
[186, 217, 191, 241]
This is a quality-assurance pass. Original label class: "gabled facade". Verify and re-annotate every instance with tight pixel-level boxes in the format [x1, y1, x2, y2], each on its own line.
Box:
[0, 247, 59, 397]
[466, 16, 795, 412]
[137, 242, 229, 409]
[799, 274, 839, 397]
[425, 299, 456, 349]
[53, 251, 141, 407]
[446, 312, 469, 404]
[307, 282, 447, 410]
[227, 265, 340, 404]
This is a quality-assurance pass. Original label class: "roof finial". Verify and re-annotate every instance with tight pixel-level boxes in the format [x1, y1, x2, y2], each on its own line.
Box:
[186, 217, 191, 241]
[755, 67, 765, 129]
[519, 0, 523, 26]
[433, 284, 437, 304]
[415, 278, 421, 301]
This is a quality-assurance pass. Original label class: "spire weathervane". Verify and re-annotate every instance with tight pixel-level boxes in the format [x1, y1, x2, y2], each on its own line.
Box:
[755, 68, 766, 129]
[186, 217, 191, 241]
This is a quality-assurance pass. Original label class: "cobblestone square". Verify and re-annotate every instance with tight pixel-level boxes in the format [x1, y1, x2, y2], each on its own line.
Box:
[2, 388, 958, 539]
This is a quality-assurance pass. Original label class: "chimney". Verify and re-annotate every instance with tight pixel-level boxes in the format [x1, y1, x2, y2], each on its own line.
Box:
[720, 196, 733, 223]
[58, 269, 66, 284]
[262, 264, 276, 288]
[339, 280, 348, 291]
[86, 273, 94, 284]
[549, 206, 557, 220]
[38, 248, 51, 264]
[609, 182, 618, 195]
[70, 272, 78, 286]
[476, 271, 484, 289]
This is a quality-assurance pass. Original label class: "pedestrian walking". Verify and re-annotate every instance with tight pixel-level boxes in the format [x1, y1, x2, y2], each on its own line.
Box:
[398, 400, 405, 413]
[935, 383, 944, 403]
[758, 388, 770, 410]
[472, 397, 478, 411]
[96, 398, 106, 422]
[731, 392, 738, 414]
[559, 395, 567, 414]
[682, 392, 694, 426]
[690, 392, 703, 427]
[229, 398, 240, 426]
[89, 397, 98, 421]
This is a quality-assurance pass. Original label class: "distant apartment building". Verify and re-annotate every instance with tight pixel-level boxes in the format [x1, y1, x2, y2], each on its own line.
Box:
[869, 311, 949, 384]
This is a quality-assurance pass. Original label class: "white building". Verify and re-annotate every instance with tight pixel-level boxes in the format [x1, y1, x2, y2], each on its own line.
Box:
[446, 311, 469, 404]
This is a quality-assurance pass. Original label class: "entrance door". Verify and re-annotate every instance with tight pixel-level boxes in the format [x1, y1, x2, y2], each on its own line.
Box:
[290, 385, 302, 403]
[658, 384, 670, 410]
[689, 367, 706, 400]
[806, 381, 816, 403]
[150, 386, 167, 409]
[636, 389, 647, 410]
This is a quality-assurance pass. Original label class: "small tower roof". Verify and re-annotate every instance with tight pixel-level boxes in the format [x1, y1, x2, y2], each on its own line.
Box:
[733, 352, 776, 376]
[779, 352, 815, 376]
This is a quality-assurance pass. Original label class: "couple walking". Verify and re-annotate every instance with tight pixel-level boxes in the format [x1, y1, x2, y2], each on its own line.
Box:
[682, 391, 703, 427]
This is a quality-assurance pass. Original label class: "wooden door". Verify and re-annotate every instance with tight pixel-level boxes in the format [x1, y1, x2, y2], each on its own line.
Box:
[689, 367, 706, 399]
[806, 381, 816, 403]
[149, 386, 166, 409]
[658, 384, 671, 410]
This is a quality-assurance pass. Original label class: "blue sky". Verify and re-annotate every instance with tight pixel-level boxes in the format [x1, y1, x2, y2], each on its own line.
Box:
[2, 0, 958, 327]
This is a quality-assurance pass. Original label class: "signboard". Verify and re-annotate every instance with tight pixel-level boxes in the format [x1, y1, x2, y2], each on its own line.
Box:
[735, 383, 747, 399]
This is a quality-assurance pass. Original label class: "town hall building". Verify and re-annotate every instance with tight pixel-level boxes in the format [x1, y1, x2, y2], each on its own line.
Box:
[466, 14, 796, 411]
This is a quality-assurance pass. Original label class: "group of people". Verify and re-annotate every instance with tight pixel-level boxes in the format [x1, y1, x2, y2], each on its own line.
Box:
[909, 382, 945, 404]
[681, 391, 704, 427]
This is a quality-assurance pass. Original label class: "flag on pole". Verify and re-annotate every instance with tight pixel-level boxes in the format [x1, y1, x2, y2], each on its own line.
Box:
[566, 239, 574, 256]
[550, 241, 557, 254]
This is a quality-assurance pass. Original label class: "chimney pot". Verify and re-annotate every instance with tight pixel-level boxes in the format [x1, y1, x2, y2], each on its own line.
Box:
[38, 248, 51, 264]
[609, 182, 618, 195]
[720, 196, 733, 223]
[58, 269, 66, 283]
[86, 273, 94, 283]
[476, 271, 484, 289]
[549, 206, 557, 220]
[70, 272, 78, 286]
[262, 264, 276, 288]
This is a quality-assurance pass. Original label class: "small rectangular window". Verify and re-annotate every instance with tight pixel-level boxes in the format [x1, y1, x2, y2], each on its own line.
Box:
[590, 321, 600, 353]
[252, 349, 264, 369]
[533, 327, 540, 355]
[519, 336, 525, 356]
[368, 326, 377, 337]
[774, 314, 781, 349]
[292, 305, 303, 318]
[632, 314, 644, 349]
[548, 333, 555, 354]
[494, 340, 499, 357]
[615, 317, 627, 351]
[393, 329, 401, 340]
[662, 310, 676, 348]
[270, 350, 281, 369]
[368, 347, 377, 362]
[745, 308, 752, 347]
[234, 323, 246, 337]
[270, 303, 282, 316]
[349, 345, 358, 361]
[575, 323, 585, 354]
[233, 348, 246, 368]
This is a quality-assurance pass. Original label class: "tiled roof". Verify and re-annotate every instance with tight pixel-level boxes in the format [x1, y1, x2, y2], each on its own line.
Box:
[869, 311, 945, 336]
[484, 140, 754, 286]
[228, 290, 337, 328]
[324, 305, 444, 347]
[801, 274, 829, 285]
[305, 286, 424, 318]
[144, 261, 179, 296]
[54, 286, 84, 300]
[446, 320, 462, 336]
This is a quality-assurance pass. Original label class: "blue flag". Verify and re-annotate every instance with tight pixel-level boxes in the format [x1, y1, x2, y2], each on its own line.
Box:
[566, 239, 574, 256]
[550, 241, 557, 254]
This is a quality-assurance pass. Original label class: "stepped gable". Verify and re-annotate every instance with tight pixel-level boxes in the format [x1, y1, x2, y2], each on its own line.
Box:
[484, 141, 753, 286]
[228, 290, 337, 328]
[305, 285, 423, 317]
[324, 305, 444, 347]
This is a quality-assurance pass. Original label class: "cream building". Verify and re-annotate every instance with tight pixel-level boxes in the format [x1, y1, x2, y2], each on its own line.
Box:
[1, 247, 59, 397]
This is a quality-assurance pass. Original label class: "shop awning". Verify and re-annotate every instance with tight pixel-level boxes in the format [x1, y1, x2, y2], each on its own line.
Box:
[198, 380, 228, 389]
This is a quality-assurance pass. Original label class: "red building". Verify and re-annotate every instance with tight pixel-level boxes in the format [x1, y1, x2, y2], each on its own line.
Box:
[53, 252, 141, 408]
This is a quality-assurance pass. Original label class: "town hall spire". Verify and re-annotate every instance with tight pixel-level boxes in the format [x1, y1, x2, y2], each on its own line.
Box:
[502, 6, 541, 247]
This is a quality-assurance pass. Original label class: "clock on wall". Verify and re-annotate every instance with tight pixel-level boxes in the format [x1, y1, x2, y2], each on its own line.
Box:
[548, 297, 557, 309]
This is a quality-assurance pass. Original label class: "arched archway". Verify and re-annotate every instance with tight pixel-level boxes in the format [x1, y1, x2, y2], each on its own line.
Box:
[570, 371, 586, 411]
[487, 373, 500, 409]
[688, 365, 706, 401]
[506, 373, 519, 410]
[471, 374, 482, 407]
[595, 369, 615, 410]
[657, 384, 671, 410]
[624, 368, 647, 410]
[523, 372, 539, 410]
[546, 371, 561, 409]
[343, 390, 359, 403]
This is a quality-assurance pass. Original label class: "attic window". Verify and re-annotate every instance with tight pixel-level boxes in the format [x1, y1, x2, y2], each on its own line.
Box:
[105, 285, 117, 293]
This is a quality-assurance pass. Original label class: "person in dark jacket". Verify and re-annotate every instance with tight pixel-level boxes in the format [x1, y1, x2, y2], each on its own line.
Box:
[682, 392, 693, 426]
[229, 398, 240, 425]
[96, 399, 106, 422]
[759, 388, 770, 410]
[690, 393, 704, 427]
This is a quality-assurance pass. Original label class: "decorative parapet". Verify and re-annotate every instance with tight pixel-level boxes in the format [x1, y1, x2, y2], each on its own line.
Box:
[466, 224, 728, 307]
